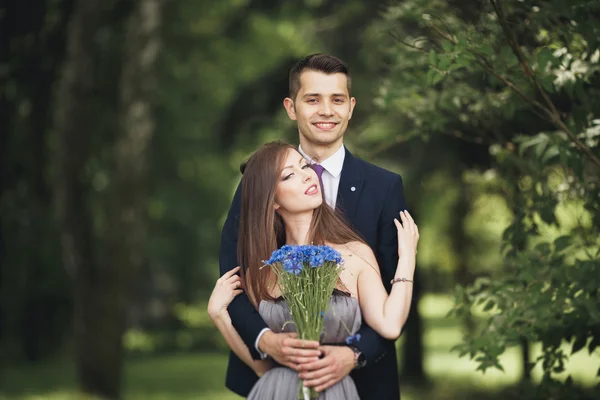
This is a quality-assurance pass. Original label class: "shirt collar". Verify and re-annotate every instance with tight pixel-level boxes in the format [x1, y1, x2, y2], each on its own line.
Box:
[298, 143, 345, 178]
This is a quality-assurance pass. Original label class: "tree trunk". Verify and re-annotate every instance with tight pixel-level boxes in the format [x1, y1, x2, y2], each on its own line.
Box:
[54, 0, 103, 394]
[452, 178, 476, 335]
[54, 0, 163, 397]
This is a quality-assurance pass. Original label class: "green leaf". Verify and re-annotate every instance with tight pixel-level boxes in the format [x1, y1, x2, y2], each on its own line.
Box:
[553, 235, 572, 253]
[441, 40, 453, 52]
[588, 335, 599, 355]
[429, 49, 437, 67]
[539, 207, 556, 225]
[499, 44, 518, 67]
[432, 71, 444, 85]
[536, 47, 555, 69]
[565, 375, 573, 386]
[519, 133, 549, 155]
[438, 54, 452, 71]
[571, 334, 588, 354]
[480, 43, 494, 57]
[426, 69, 435, 85]
[534, 242, 551, 255]
[538, 75, 555, 94]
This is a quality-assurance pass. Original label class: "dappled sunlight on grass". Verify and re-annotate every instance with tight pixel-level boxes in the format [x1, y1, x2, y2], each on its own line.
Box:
[415, 293, 600, 389]
[529, 342, 600, 387]
[2, 295, 597, 399]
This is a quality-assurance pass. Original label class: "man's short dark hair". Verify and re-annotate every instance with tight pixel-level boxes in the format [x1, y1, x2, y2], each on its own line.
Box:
[288, 53, 351, 101]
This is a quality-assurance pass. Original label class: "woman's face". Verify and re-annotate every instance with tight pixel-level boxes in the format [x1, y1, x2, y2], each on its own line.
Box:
[274, 148, 322, 214]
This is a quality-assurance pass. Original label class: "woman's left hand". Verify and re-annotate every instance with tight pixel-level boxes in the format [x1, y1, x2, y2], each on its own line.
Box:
[393, 210, 419, 259]
[207, 266, 243, 319]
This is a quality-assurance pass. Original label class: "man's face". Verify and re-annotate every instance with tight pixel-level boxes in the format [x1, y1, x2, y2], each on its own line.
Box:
[284, 70, 356, 150]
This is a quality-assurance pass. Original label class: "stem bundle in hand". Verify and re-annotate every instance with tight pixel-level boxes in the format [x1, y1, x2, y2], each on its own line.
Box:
[264, 244, 344, 399]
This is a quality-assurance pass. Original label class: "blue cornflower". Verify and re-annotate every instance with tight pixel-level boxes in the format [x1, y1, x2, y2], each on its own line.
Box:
[283, 258, 302, 275]
[345, 333, 361, 346]
[327, 248, 343, 265]
[265, 245, 293, 266]
[265, 244, 342, 271]
[309, 253, 325, 268]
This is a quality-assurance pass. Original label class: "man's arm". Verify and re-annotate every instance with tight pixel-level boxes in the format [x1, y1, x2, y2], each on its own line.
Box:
[353, 175, 407, 363]
[219, 183, 268, 360]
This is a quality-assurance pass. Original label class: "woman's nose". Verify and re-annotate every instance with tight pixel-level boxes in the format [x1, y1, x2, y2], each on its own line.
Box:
[302, 170, 312, 182]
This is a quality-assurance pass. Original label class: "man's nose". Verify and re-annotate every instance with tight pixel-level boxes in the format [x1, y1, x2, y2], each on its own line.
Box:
[319, 100, 333, 116]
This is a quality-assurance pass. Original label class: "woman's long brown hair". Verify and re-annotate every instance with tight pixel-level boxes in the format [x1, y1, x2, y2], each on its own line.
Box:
[238, 141, 366, 306]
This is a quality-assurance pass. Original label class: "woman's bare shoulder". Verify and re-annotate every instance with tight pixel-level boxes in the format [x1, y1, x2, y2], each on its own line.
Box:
[331, 241, 377, 268]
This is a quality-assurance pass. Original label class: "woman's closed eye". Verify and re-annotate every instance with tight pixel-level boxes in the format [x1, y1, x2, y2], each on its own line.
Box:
[283, 164, 311, 180]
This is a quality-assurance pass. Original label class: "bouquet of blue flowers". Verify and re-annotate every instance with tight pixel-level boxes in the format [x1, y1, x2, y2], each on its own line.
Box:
[263, 244, 344, 399]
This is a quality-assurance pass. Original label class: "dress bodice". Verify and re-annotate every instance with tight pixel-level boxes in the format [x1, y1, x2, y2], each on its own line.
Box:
[248, 293, 362, 399]
[258, 293, 362, 343]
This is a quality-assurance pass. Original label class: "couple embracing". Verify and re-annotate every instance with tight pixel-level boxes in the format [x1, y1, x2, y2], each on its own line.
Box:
[208, 53, 419, 399]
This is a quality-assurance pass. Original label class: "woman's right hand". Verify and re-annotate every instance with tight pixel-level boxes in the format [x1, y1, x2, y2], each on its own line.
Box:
[207, 266, 243, 320]
[393, 210, 419, 260]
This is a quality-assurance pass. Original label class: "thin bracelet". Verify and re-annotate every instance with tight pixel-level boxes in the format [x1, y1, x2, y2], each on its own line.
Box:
[390, 277, 413, 284]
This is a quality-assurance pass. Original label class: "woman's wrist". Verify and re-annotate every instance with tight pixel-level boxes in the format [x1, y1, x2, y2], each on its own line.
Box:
[393, 266, 415, 282]
[396, 258, 415, 273]
[209, 308, 231, 324]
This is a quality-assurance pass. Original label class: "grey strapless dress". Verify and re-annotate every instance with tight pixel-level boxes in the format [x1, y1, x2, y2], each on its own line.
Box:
[247, 294, 362, 400]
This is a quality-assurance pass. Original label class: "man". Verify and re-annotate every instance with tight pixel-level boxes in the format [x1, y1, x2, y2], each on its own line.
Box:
[219, 53, 407, 399]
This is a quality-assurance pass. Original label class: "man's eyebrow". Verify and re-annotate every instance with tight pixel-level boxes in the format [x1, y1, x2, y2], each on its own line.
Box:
[302, 93, 347, 98]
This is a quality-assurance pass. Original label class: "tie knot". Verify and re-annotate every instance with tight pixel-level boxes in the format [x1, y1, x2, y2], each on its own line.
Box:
[312, 163, 325, 178]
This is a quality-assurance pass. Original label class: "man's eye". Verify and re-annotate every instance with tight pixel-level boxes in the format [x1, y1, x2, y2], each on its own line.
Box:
[307, 99, 317, 103]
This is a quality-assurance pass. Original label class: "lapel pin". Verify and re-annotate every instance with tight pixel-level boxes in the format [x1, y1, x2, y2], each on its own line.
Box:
[350, 186, 356, 192]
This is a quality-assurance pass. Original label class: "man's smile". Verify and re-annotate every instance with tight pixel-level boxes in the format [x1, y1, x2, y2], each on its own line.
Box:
[313, 122, 338, 130]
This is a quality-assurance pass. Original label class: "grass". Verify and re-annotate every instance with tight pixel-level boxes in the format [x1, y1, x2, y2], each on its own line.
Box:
[1, 294, 598, 399]
[0, 354, 241, 400]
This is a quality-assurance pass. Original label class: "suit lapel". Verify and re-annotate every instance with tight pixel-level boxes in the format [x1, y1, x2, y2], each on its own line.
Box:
[336, 147, 364, 223]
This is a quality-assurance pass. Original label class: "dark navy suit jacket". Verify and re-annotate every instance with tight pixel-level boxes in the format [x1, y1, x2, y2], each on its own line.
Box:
[218, 147, 407, 399]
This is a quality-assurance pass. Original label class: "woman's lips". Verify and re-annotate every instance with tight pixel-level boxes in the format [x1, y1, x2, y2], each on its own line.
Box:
[305, 184, 319, 195]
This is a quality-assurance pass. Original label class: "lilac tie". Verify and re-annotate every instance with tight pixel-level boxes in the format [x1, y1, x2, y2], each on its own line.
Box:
[312, 163, 325, 192]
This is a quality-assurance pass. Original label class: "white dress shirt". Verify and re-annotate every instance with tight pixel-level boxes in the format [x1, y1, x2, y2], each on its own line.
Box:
[254, 143, 346, 357]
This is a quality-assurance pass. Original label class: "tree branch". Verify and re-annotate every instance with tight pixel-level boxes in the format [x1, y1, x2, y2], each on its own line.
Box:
[388, 30, 432, 53]
[489, 0, 600, 169]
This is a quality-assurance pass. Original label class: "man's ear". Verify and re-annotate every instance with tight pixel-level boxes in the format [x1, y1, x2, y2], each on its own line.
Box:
[283, 98, 297, 121]
[348, 97, 356, 120]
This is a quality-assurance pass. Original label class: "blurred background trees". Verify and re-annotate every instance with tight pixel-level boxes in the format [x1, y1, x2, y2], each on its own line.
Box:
[1, 0, 598, 399]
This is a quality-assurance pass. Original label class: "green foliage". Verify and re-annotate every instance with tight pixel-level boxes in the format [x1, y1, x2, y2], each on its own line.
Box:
[450, 132, 600, 384]
[376, 0, 600, 394]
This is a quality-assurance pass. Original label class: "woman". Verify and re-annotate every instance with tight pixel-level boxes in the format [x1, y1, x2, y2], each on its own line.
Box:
[208, 141, 418, 399]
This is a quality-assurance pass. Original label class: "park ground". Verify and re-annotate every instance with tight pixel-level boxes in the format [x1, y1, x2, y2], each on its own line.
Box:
[1, 295, 597, 400]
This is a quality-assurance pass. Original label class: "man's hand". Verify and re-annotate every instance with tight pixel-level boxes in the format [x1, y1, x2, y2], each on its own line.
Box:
[258, 331, 321, 370]
[297, 345, 355, 392]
